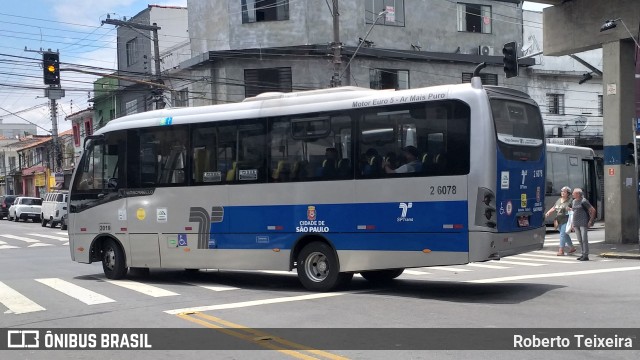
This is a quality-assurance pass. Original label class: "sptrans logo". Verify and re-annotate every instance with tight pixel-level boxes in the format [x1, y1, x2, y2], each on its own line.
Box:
[398, 203, 414, 222]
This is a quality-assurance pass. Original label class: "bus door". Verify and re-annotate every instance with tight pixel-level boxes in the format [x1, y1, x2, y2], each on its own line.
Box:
[69, 133, 127, 264]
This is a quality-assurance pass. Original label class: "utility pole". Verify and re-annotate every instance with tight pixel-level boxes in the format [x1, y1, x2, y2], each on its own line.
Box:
[330, 0, 342, 87]
[102, 16, 165, 109]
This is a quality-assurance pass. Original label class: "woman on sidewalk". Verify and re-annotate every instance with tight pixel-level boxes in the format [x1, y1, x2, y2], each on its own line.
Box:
[545, 186, 577, 256]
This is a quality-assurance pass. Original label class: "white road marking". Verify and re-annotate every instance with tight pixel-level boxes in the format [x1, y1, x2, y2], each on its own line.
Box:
[404, 269, 432, 275]
[0, 245, 19, 250]
[0, 234, 41, 243]
[511, 255, 577, 264]
[55, 232, 68, 236]
[492, 260, 545, 267]
[165, 292, 351, 315]
[428, 266, 473, 272]
[27, 243, 53, 248]
[28, 233, 68, 241]
[467, 266, 640, 283]
[0, 281, 45, 314]
[104, 279, 179, 297]
[466, 263, 510, 269]
[185, 282, 239, 292]
[516, 253, 580, 260]
[36, 278, 115, 305]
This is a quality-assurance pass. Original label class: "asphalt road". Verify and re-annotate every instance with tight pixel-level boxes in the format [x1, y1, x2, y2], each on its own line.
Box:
[0, 220, 638, 359]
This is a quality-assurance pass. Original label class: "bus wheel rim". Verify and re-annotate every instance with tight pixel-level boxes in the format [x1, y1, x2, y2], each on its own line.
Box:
[104, 248, 115, 270]
[304, 251, 329, 282]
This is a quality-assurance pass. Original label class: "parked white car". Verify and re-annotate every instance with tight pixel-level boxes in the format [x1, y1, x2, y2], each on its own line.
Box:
[8, 196, 43, 222]
[41, 191, 68, 228]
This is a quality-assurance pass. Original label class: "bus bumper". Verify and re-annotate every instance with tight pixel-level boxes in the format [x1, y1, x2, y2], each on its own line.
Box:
[469, 227, 545, 262]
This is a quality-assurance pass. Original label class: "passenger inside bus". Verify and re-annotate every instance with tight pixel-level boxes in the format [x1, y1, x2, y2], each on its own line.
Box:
[320, 147, 339, 178]
[384, 146, 422, 174]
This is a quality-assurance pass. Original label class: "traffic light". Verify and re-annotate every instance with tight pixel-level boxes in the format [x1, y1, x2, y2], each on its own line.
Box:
[502, 41, 519, 79]
[43, 52, 60, 86]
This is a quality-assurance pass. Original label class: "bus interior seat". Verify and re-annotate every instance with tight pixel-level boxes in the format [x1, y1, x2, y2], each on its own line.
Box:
[337, 158, 351, 178]
[226, 162, 237, 182]
[364, 155, 382, 176]
[272, 160, 290, 182]
[321, 158, 338, 178]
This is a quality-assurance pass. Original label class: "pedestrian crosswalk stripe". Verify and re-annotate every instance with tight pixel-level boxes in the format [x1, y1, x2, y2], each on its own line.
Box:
[36, 278, 115, 305]
[103, 279, 179, 297]
[511, 255, 576, 264]
[0, 234, 40, 243]
[492, 260, 545, 266]
[28, 233, 68, 241]
[27, 243, 53, 247]
[0, 281, 45, 314]
[428, 266, 473, 272]
[466, 263, 511, 269]
[404, 269, 431, 275]
[517, 253, 579, 261]
[0, 245, 19, 250]
[55, 232, 68, 236]
[185, 282, 239, 292]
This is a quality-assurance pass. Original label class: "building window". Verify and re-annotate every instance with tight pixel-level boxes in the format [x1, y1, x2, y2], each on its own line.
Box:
[370, 69, 409, 89]
[598, 95, 603, 116]
[72, 123, 80, 147]
[365, 0, 405, 27]
[174, 88, 189, 107]
[244, 67, 292, 98]
[125, 99, 138, 115]
[547, 94, 565, 115]
[84, 119, 93, 136]
[241, 0, 289, 23]
[126, 38, 138, 66]
[462, 72, 498, 86]
[9, 156, 16, 172]
[457, 3, 491, 33]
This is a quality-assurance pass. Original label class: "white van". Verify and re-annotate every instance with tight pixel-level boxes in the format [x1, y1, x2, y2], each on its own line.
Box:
[41, 191, 68, 228]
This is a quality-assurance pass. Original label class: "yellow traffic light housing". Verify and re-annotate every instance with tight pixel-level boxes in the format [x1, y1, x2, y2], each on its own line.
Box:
[43, 52, 60, 86]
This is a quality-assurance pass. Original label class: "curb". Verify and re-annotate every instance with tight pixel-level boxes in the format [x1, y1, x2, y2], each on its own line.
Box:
[599, 252, 640, 260]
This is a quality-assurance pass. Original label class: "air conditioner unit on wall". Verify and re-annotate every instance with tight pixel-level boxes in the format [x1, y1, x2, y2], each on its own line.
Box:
[478, 45, 494, 56]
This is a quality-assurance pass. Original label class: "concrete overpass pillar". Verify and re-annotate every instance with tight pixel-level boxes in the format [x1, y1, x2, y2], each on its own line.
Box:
[602, 39, 639, 244]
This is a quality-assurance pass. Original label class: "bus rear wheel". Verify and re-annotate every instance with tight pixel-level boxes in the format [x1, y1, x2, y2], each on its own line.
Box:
[360, 268, 405, 283]
[102, 239, 127, 279]
[297, 242, 352, 292]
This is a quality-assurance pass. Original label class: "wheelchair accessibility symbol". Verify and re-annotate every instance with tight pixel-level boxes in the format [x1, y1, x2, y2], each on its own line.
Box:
[178, 234, 187, 247]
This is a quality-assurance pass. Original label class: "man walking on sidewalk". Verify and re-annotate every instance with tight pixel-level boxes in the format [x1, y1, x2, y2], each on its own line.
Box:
[571, 188, 597, 261]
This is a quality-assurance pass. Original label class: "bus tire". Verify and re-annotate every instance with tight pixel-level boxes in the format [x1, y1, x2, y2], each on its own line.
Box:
[102, 239, 127, 279]
[360, 268, 405, 283]
[297, 241, 351, 292]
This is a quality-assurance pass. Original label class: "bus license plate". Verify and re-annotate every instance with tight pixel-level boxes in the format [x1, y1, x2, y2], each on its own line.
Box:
[517, 216, 529, 227]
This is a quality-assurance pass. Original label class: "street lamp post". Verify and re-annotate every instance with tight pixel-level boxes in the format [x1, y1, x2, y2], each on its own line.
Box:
[339, 10, 388, 82]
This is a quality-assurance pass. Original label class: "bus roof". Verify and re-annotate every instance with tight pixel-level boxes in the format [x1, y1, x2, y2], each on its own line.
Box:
[96, 82, 510, 135]
[546, 143, 596, 158]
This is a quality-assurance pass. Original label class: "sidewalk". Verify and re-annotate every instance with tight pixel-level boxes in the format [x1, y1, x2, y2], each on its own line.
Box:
[547, 221, 640, 260]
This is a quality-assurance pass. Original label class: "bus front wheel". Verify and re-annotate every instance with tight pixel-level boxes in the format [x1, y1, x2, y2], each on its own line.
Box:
[297, 242, 352, 292]
[102, 239, 127, 279]
[360, 268, 405, 283]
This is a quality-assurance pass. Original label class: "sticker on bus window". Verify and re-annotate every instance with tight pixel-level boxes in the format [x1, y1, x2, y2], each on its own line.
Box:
[239, 169, 258, 181]
[203, 171, 222, 182]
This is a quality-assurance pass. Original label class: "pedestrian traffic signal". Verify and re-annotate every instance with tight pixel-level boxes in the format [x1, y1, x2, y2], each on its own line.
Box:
[43, 52, 60, 86]
[502, 41, 519, 78]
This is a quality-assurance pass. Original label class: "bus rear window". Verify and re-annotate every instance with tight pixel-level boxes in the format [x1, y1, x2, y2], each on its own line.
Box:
[491, 99, 544, 147]
[491, 99, 544, 161]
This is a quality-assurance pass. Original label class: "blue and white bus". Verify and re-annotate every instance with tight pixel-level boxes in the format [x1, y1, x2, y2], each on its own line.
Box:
[69, 78, 546, 291]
